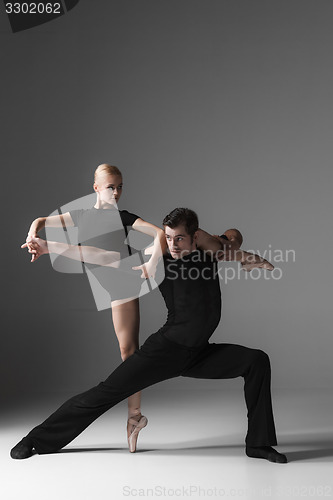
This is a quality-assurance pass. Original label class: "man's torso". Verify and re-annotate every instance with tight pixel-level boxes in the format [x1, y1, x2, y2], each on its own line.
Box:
[158, 250, 221, 347]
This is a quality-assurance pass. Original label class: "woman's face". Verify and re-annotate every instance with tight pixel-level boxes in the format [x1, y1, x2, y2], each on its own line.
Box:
[94, 174, 123, 206]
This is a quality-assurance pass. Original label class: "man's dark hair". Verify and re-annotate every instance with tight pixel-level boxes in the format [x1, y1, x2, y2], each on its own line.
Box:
[162, 208, 199, 237]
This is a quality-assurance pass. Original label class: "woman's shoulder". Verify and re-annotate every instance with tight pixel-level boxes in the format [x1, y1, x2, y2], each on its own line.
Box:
[119, 209, 141, 226]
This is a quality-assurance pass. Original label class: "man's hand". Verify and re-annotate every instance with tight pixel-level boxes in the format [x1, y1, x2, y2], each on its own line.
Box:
[21, 237, 49, 262]
[240, 252, 274, 272]
[212, 236, 274, 270]
[132, 259, 157, 279]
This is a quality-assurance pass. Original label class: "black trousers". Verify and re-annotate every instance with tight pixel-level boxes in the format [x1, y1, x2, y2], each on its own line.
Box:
[27, 330, 277, 453]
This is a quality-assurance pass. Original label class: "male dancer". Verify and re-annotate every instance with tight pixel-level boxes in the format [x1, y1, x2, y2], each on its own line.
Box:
[11, 208, 287, 463]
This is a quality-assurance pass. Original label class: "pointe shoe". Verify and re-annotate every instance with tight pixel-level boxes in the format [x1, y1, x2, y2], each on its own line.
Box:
[127, 415, 148, 453]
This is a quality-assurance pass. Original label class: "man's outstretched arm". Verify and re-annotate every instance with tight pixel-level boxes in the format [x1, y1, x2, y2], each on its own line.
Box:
[196, 228, 274, 270]
[196, 227, 241, 259]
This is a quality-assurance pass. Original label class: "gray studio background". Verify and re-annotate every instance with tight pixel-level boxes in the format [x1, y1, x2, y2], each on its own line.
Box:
[1, 0, 332, 406]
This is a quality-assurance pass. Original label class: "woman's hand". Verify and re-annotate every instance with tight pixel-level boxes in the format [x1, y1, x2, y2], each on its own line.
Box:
[25, 225, 39, 260]
[21, 237, 49, 262]
[26, 232, 37, 242]
[132, 259, 157, 279]
[25, 234, 38, 260]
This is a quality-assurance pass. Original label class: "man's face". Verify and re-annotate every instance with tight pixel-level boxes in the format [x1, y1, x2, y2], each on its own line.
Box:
[164, 224, 197, 259]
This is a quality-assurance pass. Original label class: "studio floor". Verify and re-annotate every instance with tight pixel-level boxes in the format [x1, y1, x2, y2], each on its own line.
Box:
[1, 387, 332, 500]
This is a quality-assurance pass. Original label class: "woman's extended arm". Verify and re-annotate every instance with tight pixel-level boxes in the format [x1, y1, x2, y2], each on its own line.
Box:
[26, 213, 75, 261]
[131, 218, 167, 278]
[21, 237, 121, 267]
[27, 213, 74, 239]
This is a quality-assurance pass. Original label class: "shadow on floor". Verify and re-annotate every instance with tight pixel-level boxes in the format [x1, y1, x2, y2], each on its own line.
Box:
[283, 447, 333, 462]
[59, 438, 333, 462]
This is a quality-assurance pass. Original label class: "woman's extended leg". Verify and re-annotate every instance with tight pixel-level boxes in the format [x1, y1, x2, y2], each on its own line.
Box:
[111, 297, 146, 451]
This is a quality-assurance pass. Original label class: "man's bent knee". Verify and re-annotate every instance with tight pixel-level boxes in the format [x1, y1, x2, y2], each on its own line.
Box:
[252, 349, 271, 369]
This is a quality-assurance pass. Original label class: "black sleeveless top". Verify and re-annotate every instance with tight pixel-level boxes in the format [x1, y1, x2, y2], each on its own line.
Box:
[158, 249, 221, 347]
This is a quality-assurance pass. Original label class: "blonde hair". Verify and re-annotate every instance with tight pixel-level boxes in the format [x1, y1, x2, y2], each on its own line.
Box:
[94, 164, 122, 182]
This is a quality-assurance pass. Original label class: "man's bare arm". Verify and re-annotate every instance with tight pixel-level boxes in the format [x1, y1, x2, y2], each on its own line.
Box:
[196, 228, 241, 259]
[196, 228, 274, 270]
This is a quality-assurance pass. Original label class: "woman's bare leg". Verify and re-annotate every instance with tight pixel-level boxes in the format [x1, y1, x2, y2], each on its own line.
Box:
[111, 297, 147, 450]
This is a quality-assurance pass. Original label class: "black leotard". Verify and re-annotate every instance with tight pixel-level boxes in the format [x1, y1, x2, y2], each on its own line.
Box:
[70, 207, 139, 256]
[69, 207, 143, 301]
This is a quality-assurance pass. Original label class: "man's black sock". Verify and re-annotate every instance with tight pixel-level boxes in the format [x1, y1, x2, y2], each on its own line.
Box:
[246, 446, 287, 463]
[10, 437, 34, 459]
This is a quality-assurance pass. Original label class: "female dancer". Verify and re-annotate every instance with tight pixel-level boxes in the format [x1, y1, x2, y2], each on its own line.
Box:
[24, 164, 166, 452]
